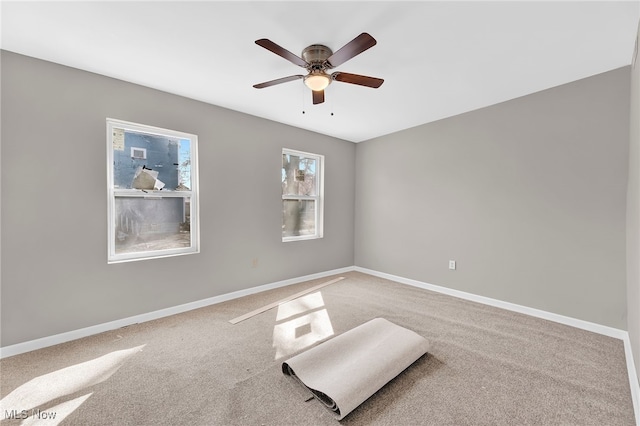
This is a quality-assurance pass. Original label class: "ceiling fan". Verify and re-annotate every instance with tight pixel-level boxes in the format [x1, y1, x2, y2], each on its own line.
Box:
[253, 33, 384, 105]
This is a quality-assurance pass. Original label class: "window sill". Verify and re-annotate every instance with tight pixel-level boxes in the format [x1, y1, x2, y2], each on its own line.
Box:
[282, 235, 323, 243]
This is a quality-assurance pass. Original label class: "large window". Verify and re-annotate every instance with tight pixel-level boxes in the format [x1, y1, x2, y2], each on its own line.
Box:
[107, 119, 199, 263]
[282, 149, 324, 241]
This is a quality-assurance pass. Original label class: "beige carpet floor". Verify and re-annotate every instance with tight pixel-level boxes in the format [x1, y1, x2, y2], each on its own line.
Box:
[0, 271, 635, 425]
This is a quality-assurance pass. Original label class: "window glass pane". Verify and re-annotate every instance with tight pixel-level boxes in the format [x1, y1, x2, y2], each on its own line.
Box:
[282, 153, 317, 196]
[112, 128, 192, 191]
[114, 196, 191, 254]
[177, 139, 192, 190]
[282, 199, 316, 238]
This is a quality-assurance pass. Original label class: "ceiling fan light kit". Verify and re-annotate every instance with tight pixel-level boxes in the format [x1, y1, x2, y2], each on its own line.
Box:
[304, 72, 331, 91]
[253, 33, 384, 105]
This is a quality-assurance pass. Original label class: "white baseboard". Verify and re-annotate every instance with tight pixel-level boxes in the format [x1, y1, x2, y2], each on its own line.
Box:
[623, 334, 640, 426]
[354, 266, 640, 426]
[0, 266, 355, 359]
[355, 266, 627, 338]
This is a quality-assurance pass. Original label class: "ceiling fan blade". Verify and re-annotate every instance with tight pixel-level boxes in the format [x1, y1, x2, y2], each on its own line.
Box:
[253, 75, 304, 89]
[255, 39, 308, 68]
[332, 72, 384, 88]
[312, 90, 325, 105]
[326, 33, 377, 68]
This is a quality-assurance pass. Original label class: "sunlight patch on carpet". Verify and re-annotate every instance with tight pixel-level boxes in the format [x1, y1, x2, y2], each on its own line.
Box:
[21, 393, 93, 426]
[0, 345, 144, 423]
[273, 292, 334, 359]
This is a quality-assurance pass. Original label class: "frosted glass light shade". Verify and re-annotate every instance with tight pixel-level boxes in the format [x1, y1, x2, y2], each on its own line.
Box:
[304, 73, 331, 91]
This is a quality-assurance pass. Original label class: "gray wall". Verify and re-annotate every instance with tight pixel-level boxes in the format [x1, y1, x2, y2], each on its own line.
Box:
[1, 49, 634, 349]
[628, 21, 640, 382]
[0, 51, 355, 347]
[355, 67, 630, 329]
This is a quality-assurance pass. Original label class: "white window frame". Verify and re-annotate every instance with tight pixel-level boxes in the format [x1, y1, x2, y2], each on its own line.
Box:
[106, 118, 200, 263]
[282, 148, 324, 242]
[130, 146, 147, 159]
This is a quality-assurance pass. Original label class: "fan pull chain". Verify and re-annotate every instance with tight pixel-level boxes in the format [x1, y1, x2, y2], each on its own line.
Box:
[329, 87, 334, 117]
[331, 94, 334, 117]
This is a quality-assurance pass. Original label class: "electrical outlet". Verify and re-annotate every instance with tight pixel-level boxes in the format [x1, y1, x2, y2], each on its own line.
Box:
[449, 260, 456, 270]
[252, 258, 259, 268]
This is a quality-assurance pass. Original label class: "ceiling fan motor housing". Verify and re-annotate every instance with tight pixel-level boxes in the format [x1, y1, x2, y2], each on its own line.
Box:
[302, 44, 333, 70]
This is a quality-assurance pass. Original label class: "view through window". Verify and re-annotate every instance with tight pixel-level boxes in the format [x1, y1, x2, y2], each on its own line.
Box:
[282, 149, 324, 241]
[107, 119, 199, 263]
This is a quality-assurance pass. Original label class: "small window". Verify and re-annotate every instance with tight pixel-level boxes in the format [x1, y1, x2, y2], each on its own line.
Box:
[130, 147, 147, 159]
[107, 119, 199, 263]
[282, 149, 324, 241]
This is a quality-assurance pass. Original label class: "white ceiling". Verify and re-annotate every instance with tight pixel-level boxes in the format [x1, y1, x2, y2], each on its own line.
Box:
[2, 1, 639, 142]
